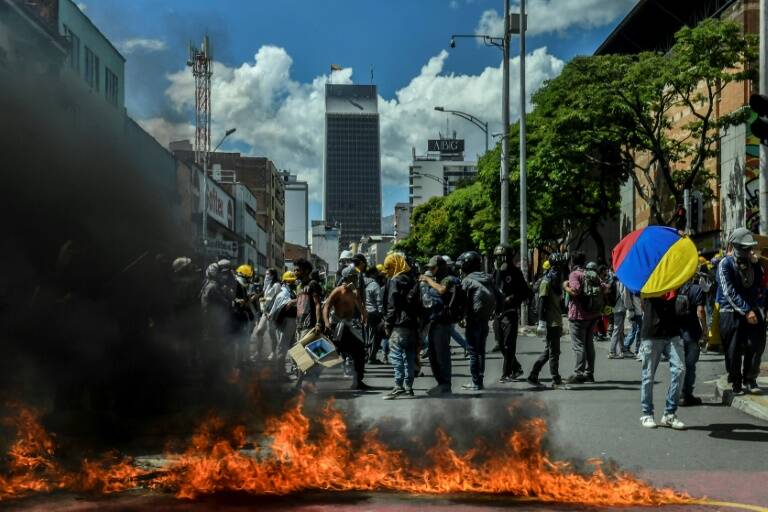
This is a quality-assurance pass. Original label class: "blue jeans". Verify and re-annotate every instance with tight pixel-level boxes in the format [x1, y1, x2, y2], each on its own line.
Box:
[623, 315, 642, 352]
[639, 337, 685, 416]
[451, 326, 468, 350]
[465, 320, 490, 386]
[388, 328, 416, 388]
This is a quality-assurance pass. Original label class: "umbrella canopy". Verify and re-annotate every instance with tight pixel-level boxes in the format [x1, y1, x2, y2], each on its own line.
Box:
[612, 226, 698, 297]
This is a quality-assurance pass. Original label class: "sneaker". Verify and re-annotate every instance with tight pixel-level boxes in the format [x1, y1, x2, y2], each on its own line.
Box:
[607, 353, 622, 359]
[622, 350, 635, 358]
[745, 381, 762, 395]
[511, 369, 525, 380]
[732, 384, 745, 396]
[565, 374, 586, 384]
[498, 375, 511, 383]
[583, 375, 595, 383]
[427, 385, 451, 396]
[659, 413, 685, 430]
[526, 375, 542, 387]
[405, 387, 415, 396]
[679, 395, 702, 407]
[382, 387, 406, 400]
[551, 380, 569, 390]
[461, 382, 484, 391]
[640, 415, 657, 428]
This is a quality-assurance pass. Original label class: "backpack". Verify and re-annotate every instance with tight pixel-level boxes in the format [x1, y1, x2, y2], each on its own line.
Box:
[674, 287, 691, 316]
[464, 276, 497, 321]
[404, 275, 425, 323]
[581, 269, 605, 314]
[446, 277, 467, 324]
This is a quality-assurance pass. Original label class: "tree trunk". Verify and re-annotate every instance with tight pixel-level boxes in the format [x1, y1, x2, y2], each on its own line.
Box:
[589, 220, 606, 264]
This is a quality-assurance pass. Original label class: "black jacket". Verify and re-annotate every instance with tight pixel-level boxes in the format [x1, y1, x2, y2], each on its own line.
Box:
[383, 273, 418, 331]
[494, 263, 532, 314]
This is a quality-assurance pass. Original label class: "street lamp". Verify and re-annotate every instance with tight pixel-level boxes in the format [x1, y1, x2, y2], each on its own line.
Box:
[450, 0, 526, 263]
[412, 171, 449, 196]
[434, 106, 489, 153]
[201, 127, 237, 253]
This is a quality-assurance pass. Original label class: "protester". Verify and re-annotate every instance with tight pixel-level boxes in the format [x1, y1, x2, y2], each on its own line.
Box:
[458, 251, 498, 391]
[293, 258, 325, 391]
[716, 227, 765, 395]
[623, 291, 643, 359]
[382, 253, 419, 399]
[251, 268, 280, 360]
[677, 278, 707, 406]
[638, 292, 686, 430]
[200, 261, 235, 377]
[493, 245, 532, 383]
[528, 253, 567, 388]
[420, 255, 459, 395]
[324, 266, 370, 390]
[231, 264, 256, 367]
[335, 250, 355, 286]
[564, 254, 604, 384]
[609, 279, 632, 359]
[363, 266, 385, 365]
[269, 271, 298, 379]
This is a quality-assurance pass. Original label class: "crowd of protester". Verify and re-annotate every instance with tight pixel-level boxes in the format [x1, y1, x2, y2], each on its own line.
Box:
[173, 225, 765, 431]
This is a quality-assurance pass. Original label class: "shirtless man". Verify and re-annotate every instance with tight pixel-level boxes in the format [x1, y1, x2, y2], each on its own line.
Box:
[323, 266, 370, 390]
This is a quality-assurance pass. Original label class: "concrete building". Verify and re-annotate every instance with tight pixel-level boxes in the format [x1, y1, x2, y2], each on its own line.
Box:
[394, 202, 413, 242]
[597, 0, 758, 253]
[409, 138, 477, 208]
[324, 84, 381, 246]
[57, 0, 125, 109]
[234, 183, 269, 274]
[172, 147, 286, 269]
[282, 171, 309, 247]
[359, 235, 394, 266]
[312, 221, 341, 276]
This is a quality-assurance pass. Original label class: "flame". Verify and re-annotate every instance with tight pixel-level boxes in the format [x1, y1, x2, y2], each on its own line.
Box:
[0, 400, 692, 507]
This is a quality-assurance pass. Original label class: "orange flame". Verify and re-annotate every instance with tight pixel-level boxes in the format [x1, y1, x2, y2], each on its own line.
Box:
[0, 400, 692, 507]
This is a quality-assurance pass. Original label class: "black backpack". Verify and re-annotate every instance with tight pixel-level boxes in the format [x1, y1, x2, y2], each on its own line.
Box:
[404, 275, 425, 323]
[446, 277, 467, 323]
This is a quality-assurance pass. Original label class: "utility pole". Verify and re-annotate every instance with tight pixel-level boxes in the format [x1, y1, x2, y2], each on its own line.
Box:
[519, 0, 528, 286]
[760, 0, 768, 235]
[499, 0, 510, 246]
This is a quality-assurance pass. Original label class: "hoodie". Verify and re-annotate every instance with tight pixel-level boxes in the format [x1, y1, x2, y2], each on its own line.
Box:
[461, 271, 497, 322]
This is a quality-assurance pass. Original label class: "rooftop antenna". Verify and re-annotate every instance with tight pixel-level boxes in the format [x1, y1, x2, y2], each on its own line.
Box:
[187, 35, 213, 167]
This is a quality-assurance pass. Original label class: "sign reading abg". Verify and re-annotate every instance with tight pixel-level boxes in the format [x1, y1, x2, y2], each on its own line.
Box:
[428, 139, 464, 153]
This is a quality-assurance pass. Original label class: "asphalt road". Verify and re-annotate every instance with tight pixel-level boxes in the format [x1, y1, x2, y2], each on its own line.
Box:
[3, 331, 767, 512]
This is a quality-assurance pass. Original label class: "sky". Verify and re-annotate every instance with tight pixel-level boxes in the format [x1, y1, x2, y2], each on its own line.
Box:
[78, 0, 639, 223]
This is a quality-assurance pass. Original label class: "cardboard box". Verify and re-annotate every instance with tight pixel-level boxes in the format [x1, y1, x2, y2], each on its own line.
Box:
[288, 331, 343, 372]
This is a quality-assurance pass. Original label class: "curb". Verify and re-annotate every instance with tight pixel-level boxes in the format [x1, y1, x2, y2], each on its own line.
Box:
[713, 370, 768, 423]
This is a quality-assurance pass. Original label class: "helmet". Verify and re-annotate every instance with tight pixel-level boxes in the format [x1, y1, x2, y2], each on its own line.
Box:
[339, 250, 354, 262]
[542, 260, 551, 271]
[341, 265, 359, 284]
[493, 244, 512, 258]
[205, 262, 220, 279]
[217, 259, 232, 273]
[457, 251, 482, 274]
[376, 263, 385, 273]
[442, 255, 453, 266]
[236, 264, 254, 279]
[586, 261, 599, 271]
[172, 257, 192, 273]
[282, 271, 297, 283]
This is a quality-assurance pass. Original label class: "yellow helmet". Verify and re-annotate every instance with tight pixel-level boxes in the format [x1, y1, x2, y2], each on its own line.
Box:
[542, 260, 551, 271]
[376, 263, 385, 273]
[282, 271, 297, 283]
[236, 264, 254, 279]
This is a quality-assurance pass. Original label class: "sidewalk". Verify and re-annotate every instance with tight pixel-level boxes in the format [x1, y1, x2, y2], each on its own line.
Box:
[713, 362, 768, 422]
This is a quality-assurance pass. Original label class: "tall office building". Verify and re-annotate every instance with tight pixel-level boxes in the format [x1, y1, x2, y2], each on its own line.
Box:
[324, 84, 381, 246]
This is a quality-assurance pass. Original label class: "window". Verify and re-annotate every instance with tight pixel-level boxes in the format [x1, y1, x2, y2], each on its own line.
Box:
[105, 67, 118, 106]
[84, 47, 99, 91]
[63, 25, 80, 72]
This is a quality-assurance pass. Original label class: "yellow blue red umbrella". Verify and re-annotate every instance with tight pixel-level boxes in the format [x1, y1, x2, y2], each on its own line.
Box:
[611, 226, 698, 297]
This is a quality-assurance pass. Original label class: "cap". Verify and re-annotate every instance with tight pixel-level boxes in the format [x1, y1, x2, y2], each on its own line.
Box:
[728, 227, 758, 248]
[352, 253, 367, 266]
[428, 255, 445, 268]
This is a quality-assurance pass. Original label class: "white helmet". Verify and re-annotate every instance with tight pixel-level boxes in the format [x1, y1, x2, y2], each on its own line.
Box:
[339, 250, 354, 262]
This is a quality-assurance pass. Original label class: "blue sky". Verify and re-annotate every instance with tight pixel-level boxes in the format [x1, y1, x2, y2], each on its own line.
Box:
[80, 0, 637, 223]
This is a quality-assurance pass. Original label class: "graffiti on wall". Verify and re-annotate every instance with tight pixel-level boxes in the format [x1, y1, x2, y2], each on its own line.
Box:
[745, 112, 761, 233]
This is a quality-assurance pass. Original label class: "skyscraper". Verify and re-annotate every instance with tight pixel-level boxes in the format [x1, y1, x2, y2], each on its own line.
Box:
[324, 84, 381, 247]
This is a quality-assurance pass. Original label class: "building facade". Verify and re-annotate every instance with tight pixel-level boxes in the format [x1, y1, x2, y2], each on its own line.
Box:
[408, 138, 477, 208]
[598, 0, 758, 252]
[282, 171, 309, 247]
[312, 221, 341, 276]
[324, 84, 381, 247]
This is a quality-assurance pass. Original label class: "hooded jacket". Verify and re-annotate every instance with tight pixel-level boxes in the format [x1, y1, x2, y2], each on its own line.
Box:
[461, 271, 497, 322]
[716, 254, 764, 315]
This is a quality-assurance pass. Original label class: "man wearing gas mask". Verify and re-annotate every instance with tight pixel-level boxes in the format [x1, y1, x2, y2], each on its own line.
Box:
[715, 227, 766, 395]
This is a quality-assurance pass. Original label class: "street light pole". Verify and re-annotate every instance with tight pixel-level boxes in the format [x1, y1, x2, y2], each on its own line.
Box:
[433, 106, 489, 153]
[519, 0, 528, 283]
[500, 0, 510, 247]
[760, 0, 768, 235]
[201, 127, 237, 255]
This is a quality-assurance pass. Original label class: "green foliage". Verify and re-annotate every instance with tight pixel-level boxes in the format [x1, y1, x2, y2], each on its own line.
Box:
[403, 18, 755, 258]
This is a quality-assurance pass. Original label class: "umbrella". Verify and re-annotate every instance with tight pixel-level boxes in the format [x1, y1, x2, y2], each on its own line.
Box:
[612, 226, 698, 297]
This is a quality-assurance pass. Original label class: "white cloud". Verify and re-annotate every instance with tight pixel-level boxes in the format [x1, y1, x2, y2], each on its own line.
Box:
[118, 38, 167, 55]
[140, 45, 564, 209]
[476, 0, 638, 37]
[76, 2, 87, 12]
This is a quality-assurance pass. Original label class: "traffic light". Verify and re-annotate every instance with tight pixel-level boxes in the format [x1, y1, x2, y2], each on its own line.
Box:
[749, 94, 768, 145]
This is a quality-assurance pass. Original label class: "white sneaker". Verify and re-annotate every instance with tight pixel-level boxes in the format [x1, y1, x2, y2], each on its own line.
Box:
[659, 413, 685, 430]
[640, 415, 657, 428]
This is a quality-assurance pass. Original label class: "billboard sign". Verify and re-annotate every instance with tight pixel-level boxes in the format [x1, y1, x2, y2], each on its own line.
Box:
[428, 139, 464, 153]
